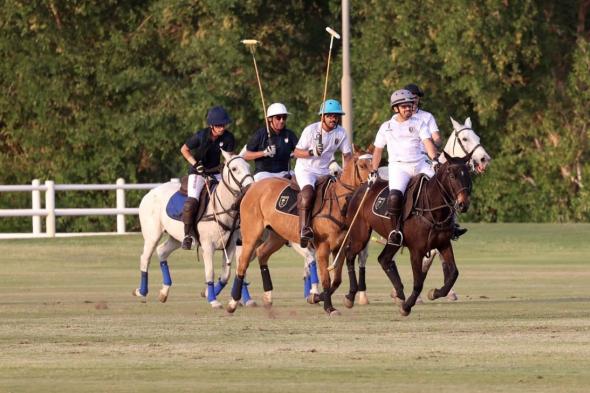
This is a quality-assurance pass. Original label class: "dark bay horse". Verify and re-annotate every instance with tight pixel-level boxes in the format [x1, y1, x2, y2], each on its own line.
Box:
[340, 152, 473, 316]
[226, 147, 373, 315]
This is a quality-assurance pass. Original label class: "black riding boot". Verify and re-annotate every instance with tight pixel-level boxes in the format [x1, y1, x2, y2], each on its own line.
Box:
[297, 185, 315, 248]
[452, 223, 468, 240]
[386, 190, 403, 246]
[181, 197, 198, 250]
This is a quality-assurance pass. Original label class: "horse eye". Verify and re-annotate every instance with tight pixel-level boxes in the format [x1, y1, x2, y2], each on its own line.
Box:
[232, 167, 237, 172]
[462, 138, 468, 142]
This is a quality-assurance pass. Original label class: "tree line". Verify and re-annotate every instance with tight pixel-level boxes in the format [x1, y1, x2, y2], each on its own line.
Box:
[1, 0, 589, 232]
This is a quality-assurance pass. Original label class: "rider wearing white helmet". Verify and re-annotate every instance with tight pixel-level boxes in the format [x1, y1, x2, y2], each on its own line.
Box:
[293, 99, 352, 247]
[367, 89, 438, 247]
[243, 103, 299, 181]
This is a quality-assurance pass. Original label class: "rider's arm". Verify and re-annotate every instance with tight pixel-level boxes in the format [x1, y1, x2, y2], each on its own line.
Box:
[293, 148, 314, 158]
[423, 138, 438, 161]
[371, 147, 383, 172]
[242, 149, 267, 160]
[181, 144, 197, 166]
[342, 152, 352, 168]
[431, 131, 442, 149]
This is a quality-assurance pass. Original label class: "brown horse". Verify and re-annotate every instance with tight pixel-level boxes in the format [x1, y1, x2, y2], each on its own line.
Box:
[226, 146, 373, 315]
[339, 152, 473, 316]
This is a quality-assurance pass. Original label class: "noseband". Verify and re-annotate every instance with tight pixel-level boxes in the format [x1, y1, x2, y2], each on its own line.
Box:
[222, 156, 254, 197]
[435, 163, 472, 212]
[452, 127, 486, 161]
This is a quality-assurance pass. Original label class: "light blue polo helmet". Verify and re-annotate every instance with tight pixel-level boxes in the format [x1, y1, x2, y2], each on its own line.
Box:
[318, 99, 345, 115]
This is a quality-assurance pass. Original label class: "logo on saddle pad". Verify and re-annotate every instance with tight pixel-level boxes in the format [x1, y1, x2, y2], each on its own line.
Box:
[278, 195, 290, 209]
[275, 186, 299, 216]
[375, 196, 386, 210]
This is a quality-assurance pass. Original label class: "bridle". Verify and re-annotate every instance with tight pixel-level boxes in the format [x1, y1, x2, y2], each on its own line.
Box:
[435, 162, 472, 213]
[450, 127, 486, 161]
[220, 155, 254, 197]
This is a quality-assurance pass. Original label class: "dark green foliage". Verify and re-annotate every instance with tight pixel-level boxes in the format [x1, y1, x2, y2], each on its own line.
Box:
[1, 0, 589, 231]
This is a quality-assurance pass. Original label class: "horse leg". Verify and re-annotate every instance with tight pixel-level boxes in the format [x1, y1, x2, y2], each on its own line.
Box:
[357, 244, 369, 305]
[255, 231, 285, 307]
[399, 250, 429, 316]
[343, 254, 358, 309]
[201, 243, 223, 309]
[133, 230, 162, 302]
[428, 245, 459, 301]
[377, 245, 405, 305]
[437, 250, 459, 301]
[292, 242, 318, 299]
[316, 243, 340, 316]
[155, 237, 180, 303]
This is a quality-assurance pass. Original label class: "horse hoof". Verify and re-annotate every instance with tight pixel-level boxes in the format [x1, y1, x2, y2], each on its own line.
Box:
[398, 306, 411, 317]
[262, 292, 273, 308]
[427, 289, 437, 301]
[242, 300, 258, 308]
[210, 300, 223, 309]
[416, 296, 424, 305]
[307, 294, 320, 304]
[200, 288, 206, 298]
[358, 291, 369, 305]
[447, 289, 458, 301]
[343, 295, 354, 309]
[390, 288, 397, 299]
[158, 291, 168, 303]
[327, 309, 341, 317]
[132, 288, 147, 303]
[226, 299, 238, 313]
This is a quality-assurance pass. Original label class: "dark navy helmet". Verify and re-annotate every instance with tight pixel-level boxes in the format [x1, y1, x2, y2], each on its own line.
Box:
[404, 83, 424, 97]
[206, 106, 232, 125]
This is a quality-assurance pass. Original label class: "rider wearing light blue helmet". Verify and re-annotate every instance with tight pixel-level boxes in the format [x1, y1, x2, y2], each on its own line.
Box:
[292, 99, 352, 247]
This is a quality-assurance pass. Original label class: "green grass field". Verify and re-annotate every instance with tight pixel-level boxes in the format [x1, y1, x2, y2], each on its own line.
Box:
[1, 224, 589, 393]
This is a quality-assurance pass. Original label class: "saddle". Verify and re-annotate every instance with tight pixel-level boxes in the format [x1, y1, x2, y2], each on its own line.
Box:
[166, 176, 218, 222]
[372, 174, 430, 222]
[274, 175, 335, 216]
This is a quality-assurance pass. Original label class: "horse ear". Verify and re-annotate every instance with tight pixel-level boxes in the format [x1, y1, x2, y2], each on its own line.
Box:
[443, 150, 452, 162]
[450, 116, 461, 130]
[238, 145, 247, 157]
[367, 144, 375, 154]
[465, 117, 472, 128]
[352, 144, 359, 154]
[221, 149, 232, 162]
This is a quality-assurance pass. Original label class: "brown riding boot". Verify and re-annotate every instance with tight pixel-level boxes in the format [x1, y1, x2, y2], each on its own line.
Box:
[297, 185, 315, 248]
[386, 190, 403, 246]
[181, 197, 198, 250]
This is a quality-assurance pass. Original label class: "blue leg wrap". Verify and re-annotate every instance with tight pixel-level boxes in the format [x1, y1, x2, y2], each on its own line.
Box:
[231, 275, 244, 301]
[206, 281, 216, 302]
[241, 281, 251, 303]
[304, 275, 311, 298]
[139, 271, 148, 296]
[309, 261, 319, 284]
[214, 278, 227, 296]
[160, 260, 172, 286]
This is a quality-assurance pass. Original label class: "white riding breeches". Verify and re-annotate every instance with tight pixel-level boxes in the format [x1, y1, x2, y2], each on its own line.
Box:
[254, 170, 292, 182]
[388, 159, 434, 193]
[294, 167, 323, 189]
[187, 173, 221, 199]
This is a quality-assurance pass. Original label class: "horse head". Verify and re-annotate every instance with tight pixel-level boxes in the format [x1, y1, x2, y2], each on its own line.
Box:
[439, 151, 473, 213]
[445, 117, 491, 174]
[220, 150, 254, 195]
[341, 145, 373, 187]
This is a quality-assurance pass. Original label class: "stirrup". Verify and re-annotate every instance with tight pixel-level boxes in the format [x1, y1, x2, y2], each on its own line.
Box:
[300, 227, 314, 248]
[181, 235, 193, 250]
[387, 230, 403, 246]
[451, 227, 468, 241]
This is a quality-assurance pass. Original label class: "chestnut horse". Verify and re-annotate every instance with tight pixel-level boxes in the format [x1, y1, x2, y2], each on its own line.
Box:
[227, 147, 373, 315]
[340, 152, 473, 316]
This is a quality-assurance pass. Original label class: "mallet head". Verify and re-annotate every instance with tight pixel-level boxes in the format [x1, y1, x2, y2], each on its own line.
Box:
[241, 39, 260, 46]
[325, 27, 341, 40]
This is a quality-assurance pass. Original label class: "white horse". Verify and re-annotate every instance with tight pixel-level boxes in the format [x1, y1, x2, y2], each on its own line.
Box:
[307, 117, 491, 305]
[133, 150, 254, 308]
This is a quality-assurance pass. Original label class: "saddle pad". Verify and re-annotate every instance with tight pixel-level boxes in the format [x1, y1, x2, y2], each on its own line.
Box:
[371, 185, 390, 218]
[275, 185, 299, 216]
[166, 191, 187, 222]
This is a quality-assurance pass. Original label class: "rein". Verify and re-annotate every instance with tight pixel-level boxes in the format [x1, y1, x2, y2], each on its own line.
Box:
[450, 127, 485, 161]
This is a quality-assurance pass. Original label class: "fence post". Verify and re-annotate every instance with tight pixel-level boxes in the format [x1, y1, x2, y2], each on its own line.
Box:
[116, 178, 126, 234]
[45, 180, 55, 237]
[32, 179, 41, 235]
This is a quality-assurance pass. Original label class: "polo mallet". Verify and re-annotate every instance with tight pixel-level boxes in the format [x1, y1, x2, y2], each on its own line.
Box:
[241, 39, 272, 146]
[328, 185, 371, 272]
[203, 177, 231, 265]
[317, 27, 341, 145]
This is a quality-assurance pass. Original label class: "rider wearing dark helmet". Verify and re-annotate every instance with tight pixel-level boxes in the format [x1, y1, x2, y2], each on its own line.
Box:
[180, 106, 235, 250]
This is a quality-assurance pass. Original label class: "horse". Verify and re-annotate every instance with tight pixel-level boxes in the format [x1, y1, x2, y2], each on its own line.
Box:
[226, 147, 373, 315]
[132, 150, 254, 308]
[340, 151, 473, 316]
[351, 117, 491, 304]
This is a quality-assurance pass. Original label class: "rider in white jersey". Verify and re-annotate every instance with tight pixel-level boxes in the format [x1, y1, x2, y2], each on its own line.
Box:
[293, 99, 352, 247]
[367, 89, 438, 247]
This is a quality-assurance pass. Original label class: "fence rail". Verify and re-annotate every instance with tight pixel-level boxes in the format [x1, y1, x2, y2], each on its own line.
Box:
[0, 178, 179, 239]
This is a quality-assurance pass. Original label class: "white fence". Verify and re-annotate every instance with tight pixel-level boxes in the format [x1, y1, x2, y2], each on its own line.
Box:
[0, 178, 179, 239]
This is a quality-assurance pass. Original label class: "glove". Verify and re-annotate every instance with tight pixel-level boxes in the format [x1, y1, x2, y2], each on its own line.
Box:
[431, 158, 440, 172]
[193, 162, 205, 175]
[328, 160, 342, 176]
[367, 170, 378, 186]
[309, 143, 324, 157]
[263, 144, 276, 157]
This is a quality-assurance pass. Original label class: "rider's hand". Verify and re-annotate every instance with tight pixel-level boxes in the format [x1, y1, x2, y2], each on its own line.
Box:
[193, 162, 205, 175]
[263, 144, 276, 157]
[309, 143, 323, 157]
[329, 160, 342, 176]
[431, 158, 441, 172]
[367, 170, 378, 186]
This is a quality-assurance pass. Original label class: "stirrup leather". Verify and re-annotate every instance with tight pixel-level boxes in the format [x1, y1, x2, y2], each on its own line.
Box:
[181, 235, 193, 250]
[387, 229, 403, 247]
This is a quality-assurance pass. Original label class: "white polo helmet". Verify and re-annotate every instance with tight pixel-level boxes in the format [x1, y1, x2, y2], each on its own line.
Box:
[390, 89, 415, 107]
[266, 103, 290, 118]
